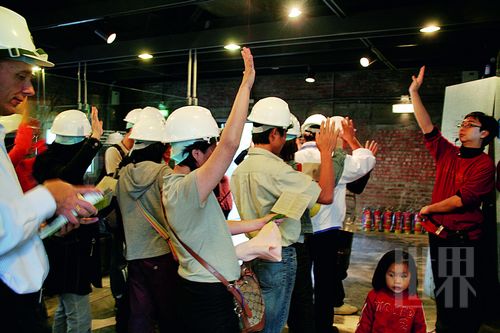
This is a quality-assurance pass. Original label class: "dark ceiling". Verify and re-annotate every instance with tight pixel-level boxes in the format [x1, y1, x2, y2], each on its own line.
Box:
[4, 0, 500, 85]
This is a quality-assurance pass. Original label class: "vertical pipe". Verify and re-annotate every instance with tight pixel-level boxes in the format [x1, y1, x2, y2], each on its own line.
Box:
[187, 49, 192, 106]
[41, 68, 46, 107]
[193, 49, 198, 106]
[84, 62, 88, 113]
[77, 62, 82, 110]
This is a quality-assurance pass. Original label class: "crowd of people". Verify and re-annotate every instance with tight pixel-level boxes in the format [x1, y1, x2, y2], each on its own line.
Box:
[1, 5, 499, 333]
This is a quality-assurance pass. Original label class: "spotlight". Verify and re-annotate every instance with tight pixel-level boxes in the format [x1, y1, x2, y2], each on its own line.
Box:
[94, 29, 117, 44]
[288, 7, 302, 18]
[360, 57, 376, 68]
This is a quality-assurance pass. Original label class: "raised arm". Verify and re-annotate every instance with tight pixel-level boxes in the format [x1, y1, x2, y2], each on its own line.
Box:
[409, 66, 434, 134]
[196, 47, 255, 202]
[341, 117, 362, 150]
[315, 118, 339, 204]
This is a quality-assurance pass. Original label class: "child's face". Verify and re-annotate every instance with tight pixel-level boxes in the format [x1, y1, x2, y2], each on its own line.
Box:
[385, 263, 410, 293]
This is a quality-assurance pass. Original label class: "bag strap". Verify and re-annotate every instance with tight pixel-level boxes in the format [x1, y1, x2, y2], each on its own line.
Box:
[136, 199, 180, 261]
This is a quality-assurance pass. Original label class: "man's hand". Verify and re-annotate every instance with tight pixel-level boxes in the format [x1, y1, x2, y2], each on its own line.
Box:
[56, 217, 99, 236]
[90, 106, 103, 140]
[419, 205, 431, 215]
[341, 117, 356, 144]
[365, 140, 379, 156]
[240, 47, 255, 90]
[409, 66, 425, 94]
[43, 179, 99, 224]
[316, 118, 339, 154]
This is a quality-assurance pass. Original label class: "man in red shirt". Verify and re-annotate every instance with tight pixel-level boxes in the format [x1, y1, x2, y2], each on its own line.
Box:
[409, 66, 498, 333]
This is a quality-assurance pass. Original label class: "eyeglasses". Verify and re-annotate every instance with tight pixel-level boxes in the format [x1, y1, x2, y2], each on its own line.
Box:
[457, 122, 481, 129]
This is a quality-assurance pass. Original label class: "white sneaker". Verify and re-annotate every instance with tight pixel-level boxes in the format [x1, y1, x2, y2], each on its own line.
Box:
[334, 303, 358, 315]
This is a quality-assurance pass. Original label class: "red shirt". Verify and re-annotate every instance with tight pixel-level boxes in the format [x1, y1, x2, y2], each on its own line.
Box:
[424, 128, 495, 239]
[355, 289, 426, 333]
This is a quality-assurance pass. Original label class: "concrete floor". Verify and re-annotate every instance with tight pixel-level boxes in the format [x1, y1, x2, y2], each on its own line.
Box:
[44, 231, 438, 332]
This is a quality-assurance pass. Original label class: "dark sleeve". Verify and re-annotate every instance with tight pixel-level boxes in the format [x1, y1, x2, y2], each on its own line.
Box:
[34, 138, 101, 184]
[355, 291, 375, 333]
[347, 171, 371, 194]
[496, 162, 500, 192]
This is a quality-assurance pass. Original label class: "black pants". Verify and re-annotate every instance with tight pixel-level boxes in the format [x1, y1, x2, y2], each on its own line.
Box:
[429, 234, 482, 333]
[288, 236, 315, 333]
[0, 280, 50, 333]
[178, 278, 239, 333]
[310, 229, 342, 333]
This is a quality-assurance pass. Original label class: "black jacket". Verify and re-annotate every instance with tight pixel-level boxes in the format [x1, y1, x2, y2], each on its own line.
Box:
[33, 138, 102, 295]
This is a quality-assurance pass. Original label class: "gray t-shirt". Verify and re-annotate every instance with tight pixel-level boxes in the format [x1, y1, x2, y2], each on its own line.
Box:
[162, 170, 240, 282]
[117, 161, 171, 261]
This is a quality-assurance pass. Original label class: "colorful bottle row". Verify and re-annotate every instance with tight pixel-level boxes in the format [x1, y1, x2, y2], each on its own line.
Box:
[360, 208, 426, 234]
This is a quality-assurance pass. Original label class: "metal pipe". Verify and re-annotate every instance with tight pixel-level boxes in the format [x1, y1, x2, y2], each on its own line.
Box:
[77, 62, 82, 110]
[187, 49, 192, 105]
[84, 62, 88, 112]
[193, 49, 198, 106]
[41, 68, 46, 107]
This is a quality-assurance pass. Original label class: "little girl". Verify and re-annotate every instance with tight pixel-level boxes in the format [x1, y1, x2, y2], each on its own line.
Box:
[355, 250, 427, 333]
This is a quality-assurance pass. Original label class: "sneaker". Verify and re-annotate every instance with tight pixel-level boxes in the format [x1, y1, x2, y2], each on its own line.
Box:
[334, 303, 358, 315]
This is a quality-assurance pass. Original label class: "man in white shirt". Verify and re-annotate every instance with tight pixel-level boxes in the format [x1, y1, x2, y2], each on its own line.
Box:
[295, 114, 376, 333]
[0, 6, 98, 332]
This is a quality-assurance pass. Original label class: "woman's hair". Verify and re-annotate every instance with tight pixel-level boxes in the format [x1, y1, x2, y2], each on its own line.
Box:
[178, 138, 216, 171]
[119, 142, 166, 169]
[372, 249, 418, 295]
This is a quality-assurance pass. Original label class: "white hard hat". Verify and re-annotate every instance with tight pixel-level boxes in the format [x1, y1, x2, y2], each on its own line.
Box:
[0, 7, 54, 67]
[123, 108, 142, 124]
[138, 106, 164, 122]
[130, 117, 167, 143]
[248, 97, 291, 129]
[286, 114, 301, 140]
[330, 116, 345, 132]
[0, 113, 22, 133]
[50, 110, 91, 137]
[105, 131, 123, 145]
[164, 106, 220, 143]
[301, 114, 327, 134]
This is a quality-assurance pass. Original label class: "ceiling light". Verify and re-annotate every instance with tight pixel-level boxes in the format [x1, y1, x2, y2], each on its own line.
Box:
[420, 25, 440, 33]
[138, 53, 153, 59]
[288, 7, 302, 18]
[392, 95, 414, 113]
[305, 67, 315, 83]
[360, 57, 376, 68]
[94, 29, 117, 44]
[396, 44, 418, 48]
[224, 43, 241, 51]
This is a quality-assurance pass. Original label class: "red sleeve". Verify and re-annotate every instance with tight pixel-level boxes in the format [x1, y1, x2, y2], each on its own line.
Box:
[459, 157, 495, 207]
[355, 291, 375, 333]
[424, 127, 455, 162]
[411, 304, 427, 333]
[8, 123, 32, 166]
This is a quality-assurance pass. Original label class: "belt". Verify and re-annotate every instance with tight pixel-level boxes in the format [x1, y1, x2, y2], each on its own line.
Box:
[421, 215, 479, 240]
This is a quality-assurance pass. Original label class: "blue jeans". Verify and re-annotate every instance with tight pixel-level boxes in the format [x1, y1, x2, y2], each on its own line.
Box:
[52, 293, 91, 333]
[252, 246, 297, 333]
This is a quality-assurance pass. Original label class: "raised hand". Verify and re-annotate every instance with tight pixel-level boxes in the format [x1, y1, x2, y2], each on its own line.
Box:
[365, 140, 379, 156]
[240, 47, 255, 90]
[341, 117, 356, 143]
[316, 118, 340, 154]
[409, 66, 425, 94]
[90, 106, 103, 140]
